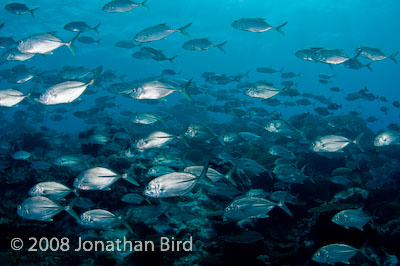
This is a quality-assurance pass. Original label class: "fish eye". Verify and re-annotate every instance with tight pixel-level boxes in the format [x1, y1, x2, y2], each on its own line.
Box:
[132, 89, 136, 93]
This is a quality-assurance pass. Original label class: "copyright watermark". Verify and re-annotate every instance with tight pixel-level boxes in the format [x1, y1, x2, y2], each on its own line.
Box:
[9, 236, 193, 252]
[11, 238, 23, 251]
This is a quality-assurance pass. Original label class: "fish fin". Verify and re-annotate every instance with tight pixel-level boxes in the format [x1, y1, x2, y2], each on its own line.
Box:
[64, 197, 81, 223]
[178, 23, 192, 37]
[353, 133, 365, 152]
[119, 216, 133, 234]
[96, 38, 102, 43]
[168, 55, 178, 64]
[177, 135, 190, 148]
[121, 173, 140, 186]
[198, 160, 214, 186]
[389, 51, 398, 64]
[66, 32, 80, 56]
[178, 78, 193, 101]
[277, 190, 293, 216]
[365, 62, 373, 72]
[224, 167, 238, 187]
[29, 7, 39, 17]
[215, 41, 227, 53]
[92, 23, 101, 34]
[274, 22, 288, 35]
[140, 0, 148, 8]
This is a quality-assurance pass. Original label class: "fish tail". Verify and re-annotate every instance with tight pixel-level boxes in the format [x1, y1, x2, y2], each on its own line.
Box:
[365, 62, 373, 72]
[92, 23, 101, 34]
[274, 22, 288, 35]
[119, 216, 133, 234]
[279, 67, 284, 73]
[353, 132, 365, 152]
[96, 38, 102, 43]
[177, 134, 190, 148]
[29, 7, 39, 17]
[389, 51, 398, 64]
[178, 23, 192, 37]
[277, 190, 293, 216]
[224, 167, 238, 187]
[64, 197, 81, 223]
[121, 173, 140, 186]
[66, 32, 81, 56]
[215, 41, 227, 53]
[168, 55, 178, 64]
[140, 0, 149, 8]
[179, 78, 193, 101]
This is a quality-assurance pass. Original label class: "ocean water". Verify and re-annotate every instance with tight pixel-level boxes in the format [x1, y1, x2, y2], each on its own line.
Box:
[1, 0, 400, 265]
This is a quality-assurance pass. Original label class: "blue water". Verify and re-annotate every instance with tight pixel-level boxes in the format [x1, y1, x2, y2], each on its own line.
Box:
[1, 1, 400, 265]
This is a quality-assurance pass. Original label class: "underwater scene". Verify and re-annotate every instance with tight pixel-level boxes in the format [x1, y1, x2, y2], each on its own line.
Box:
[1, 0, 400, 265]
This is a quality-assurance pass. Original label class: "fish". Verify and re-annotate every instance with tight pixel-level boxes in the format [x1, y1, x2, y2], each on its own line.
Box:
[77, 36, 102, 44]
[311, 49, 351, 65]
[5, 3, 39, 17]
[146, 166, 174, 177]
[311, 133, 364, 152]
[0, 89, 29, 107]
[17, 196, 79, 222]
[121, 193, 146, 204]
[356, 46, 398, 63]
[269, 145, 296, 160]
[182, 38, 227, 53]
[38, 79, 95, 105]
[103, 0, 147, 13]
[64, 22, 101, 33]
[373, 131, 400, 146]
[232, 18, 287, 34]
[331, 208, 371, 230]
[29, 182, 76, 200]
[256, 66, 283, 74]
[18, 32, 80, 56]
[265, 120, 301, 138]
[73, 167, 139, 191]
[136, 131, 177, 149]
[184, 166, 237, 186]
[143, 162, 210, 198]
[2, 47, 35, 61]
[131, 79, 192, 101]
[134, 23, 192, 43]
[312, 243, 359, 265]
[244, 84, 281, 99]
[79, 209, 133, 233]
[11, 150, 31, 160]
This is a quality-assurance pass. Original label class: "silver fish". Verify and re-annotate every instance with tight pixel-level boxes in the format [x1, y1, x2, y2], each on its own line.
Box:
[29, 182, 75, 200]
[312, 243, 359, 265]
[17, 196, 79, 222]
[244, 84, 281, 99]
[373, 131, 400, 147]
[136, 131, 176, 150]
[74, 167, 138, 191]
[232, 18, 287, 34]
[144, 163, 209, 198]
[38, 79, 95, 105]
[311, 133, 364, 152]
[331, 208, 371, 230]
[80, 209, 133, 233]
[18, 32, 80, 55]
[135, 23, 192, 43]
[131, 80, 192, 101]
[182, 38, 227, 52]
[103, 0, 147, 13]
[0, 89, 29, 107]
